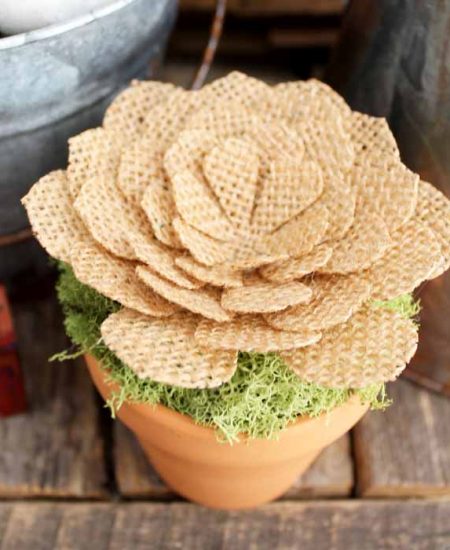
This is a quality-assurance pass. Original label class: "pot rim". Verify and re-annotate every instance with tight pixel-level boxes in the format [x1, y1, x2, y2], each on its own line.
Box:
[86, 353, 366, 444]
[0, 0, 137, 50]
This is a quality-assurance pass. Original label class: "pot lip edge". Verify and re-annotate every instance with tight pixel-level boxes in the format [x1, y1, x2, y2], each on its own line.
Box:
[85, 353, 368, 443]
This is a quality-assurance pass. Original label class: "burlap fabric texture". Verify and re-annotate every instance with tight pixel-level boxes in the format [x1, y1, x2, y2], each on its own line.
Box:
[23, 72, 450, 388]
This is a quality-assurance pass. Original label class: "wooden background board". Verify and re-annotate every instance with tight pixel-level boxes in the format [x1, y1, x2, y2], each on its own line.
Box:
[354, 379, 450, 497]
[1, 501, 450, 549]
[180, 0, 345, 15]
[114, 423, 354, 499]
[0, 292, 107, 498]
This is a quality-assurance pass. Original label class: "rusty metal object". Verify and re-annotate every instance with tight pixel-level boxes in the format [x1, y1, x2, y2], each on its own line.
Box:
[190, 0, 227, 90]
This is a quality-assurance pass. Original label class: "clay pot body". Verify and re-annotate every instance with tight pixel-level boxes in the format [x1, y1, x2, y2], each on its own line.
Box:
[86, 354, 368, 509]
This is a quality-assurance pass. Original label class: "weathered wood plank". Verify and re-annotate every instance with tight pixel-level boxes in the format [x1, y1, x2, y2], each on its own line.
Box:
[114, 422, 173, 499]
[1, 501, 450, 549]
[354, 379, 450, 497]
[284, 435, 353, 498]
[114, 421, 353, 499]
[0, 292, 107, 498]
[181, 0, 345, 15]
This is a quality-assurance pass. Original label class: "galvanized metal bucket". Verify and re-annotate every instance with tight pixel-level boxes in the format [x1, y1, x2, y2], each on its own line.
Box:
[0, 0, 177, 279]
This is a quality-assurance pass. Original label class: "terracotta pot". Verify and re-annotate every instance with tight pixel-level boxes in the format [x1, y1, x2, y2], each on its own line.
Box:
[85, 354, 369, 509]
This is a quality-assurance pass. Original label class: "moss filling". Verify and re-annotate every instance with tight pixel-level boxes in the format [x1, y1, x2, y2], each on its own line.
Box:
[55, 263, 418, 442]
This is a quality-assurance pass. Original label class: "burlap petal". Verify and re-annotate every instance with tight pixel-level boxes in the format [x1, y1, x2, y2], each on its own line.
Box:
[127, 230, 203, 290]
[75, 175, 152, 260]
[103, 80, 176, 144]
[195, 315, 321, 353]
[21, 170, 91, 263]
[117, 136, 162, 204]
[353, 160, 419, 233]
[364, 220, 443, 301]
[71, 241, 178, 317]
[175, 255, 244, 288]
[319, 213, 392, 275]
[273, 79, 352, 122]
[263, 203, 329, 257]
[224, 248, 288, 271]
[67, 128, 121, 199]
[140, 88, 201, 151]
[141, 177, 183, 249]
[136, 265, 232, 322]
[280, 305, 418, 388]
[186, 106, 304, 167]
[415, 180, 450, 275]
[173, 217, 230, 265]
[297, 115, 354, 178]
[203, 137, 260, 232]
[260, 244, 332, 283]
[350, 112, 400, 163]
[316, 173, 356, 241]
[171, 170, 236, 240]
[221, 280, 312, 314]
[265, 274, 371, 333]
[101, 309, 237, 388]
[173, 217, 288, 269]
[252, 159, 323, 234]
[198, 71, 272, 109]
[165, 130, 217, 182]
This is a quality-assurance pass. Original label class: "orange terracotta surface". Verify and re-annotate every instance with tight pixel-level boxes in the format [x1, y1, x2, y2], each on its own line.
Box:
[85, 354, 369, 509]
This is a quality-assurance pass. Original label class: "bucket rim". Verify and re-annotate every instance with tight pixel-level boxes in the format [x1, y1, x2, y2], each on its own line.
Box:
[0, 0, 139, 50]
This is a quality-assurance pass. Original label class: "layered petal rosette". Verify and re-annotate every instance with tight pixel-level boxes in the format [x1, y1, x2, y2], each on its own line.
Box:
[23, 73, 450, 388]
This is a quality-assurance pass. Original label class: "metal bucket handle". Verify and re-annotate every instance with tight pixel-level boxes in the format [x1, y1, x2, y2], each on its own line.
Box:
[0, 0, 227, 249]
[190, 0, 227, 90]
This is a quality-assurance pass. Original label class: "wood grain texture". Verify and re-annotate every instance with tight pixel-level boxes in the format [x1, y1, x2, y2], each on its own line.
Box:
[354, 379, 450, 497]
[114, 422, 353, 499]
[0, 293, 107, 498]
[1, 501, 450, 549]
[180, 0, 345, 15]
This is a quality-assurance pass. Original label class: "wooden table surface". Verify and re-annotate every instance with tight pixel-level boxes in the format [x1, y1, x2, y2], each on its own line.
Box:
[1, 288, 450, 549]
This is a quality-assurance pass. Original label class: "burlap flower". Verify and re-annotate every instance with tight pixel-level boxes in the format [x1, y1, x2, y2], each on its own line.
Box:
[22, 72, 450, 389]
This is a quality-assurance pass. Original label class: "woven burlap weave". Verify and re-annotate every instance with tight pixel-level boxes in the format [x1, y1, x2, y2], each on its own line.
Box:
[221, 280, 312, 314]
[22, 170, 91, 263]
[195, 315, 321, 353]
[265, 274, 371, 333]
[71, 241, 178, 317]
[280, 305, 418, 388]
[102, 309, 237, 388]
[22, 71, 450, 389]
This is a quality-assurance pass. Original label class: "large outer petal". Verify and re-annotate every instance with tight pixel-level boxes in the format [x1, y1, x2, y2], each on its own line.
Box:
[102, 309, 237, 388]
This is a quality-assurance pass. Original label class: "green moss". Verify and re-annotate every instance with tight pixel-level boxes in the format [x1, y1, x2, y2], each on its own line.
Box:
[54, 262, 418, 442]
[372, 293, 421, 321]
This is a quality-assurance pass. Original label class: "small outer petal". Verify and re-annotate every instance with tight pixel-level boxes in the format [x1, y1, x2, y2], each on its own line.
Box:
[21, 170, 91, 263]
[221, 281, 312, 314]
[195, 315, 321, 353]
[319, 213, 392, 275]
[265, 274, 371, 333]
[71, 241, 178, 317]
[260, 244, 332, 283]
[136, 265, 232, 322]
